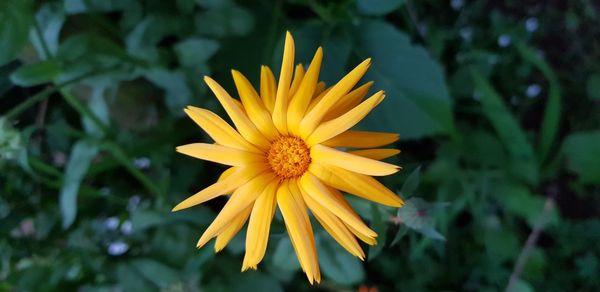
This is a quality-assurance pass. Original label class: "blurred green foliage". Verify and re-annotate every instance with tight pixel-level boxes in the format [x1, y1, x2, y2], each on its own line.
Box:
[1, 0, 599, 291]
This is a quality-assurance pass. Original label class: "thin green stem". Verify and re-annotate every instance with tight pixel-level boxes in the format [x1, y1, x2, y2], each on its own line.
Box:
[4, 87, 54, 120]
[4, 67, 115, 120]
[31, 17, 163, 200]
[103, 141, 164, 198]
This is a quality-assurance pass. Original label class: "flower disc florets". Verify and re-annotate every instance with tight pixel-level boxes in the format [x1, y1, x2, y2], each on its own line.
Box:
[267, 135, 311, 180]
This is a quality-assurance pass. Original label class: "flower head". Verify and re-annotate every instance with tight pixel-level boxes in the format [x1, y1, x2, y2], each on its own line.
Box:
[173, 32, 404, 284]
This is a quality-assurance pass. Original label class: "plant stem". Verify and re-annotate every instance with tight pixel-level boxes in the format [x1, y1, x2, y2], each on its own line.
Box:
[505, 198, 555, 291]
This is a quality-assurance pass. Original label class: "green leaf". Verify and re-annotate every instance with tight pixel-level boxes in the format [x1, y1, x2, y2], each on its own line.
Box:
[116, 264, 155, 292]
[356, 0, 403, 16]
[195, 2, 254, 37]
[30, 3, 65, 57]
[355, 20, 455, 139]
[0, 0, 33, 66]
[562, 131, 600, 184]
[289, 24, 352, 85]
[400, 166, 421, 197]
[64, 0, 133, 13]
[511, 278, 534, 292]
[10, 60, 61, 87]
[496, 183, 557, 228]
[471, 70, 538, 185]
[516, 42, 562, 164]
[317, 232, 365, 285]
[144, 68, 191, 116]
[130, 259, 180, 289]
[368, 204, 387, 260]
[81, 85, 110, 137]
[390, 225, 409, 246]
[397, 198, 447, 241]
[59, 140, 99, 228]
[586, 73, 600, 101]
[271, 237, 300, 272]
[174, 38, 219, 68]
[231, 272, 284, 292]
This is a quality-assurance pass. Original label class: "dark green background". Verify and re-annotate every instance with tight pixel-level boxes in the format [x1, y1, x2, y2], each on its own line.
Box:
[1, 0, 599, 291]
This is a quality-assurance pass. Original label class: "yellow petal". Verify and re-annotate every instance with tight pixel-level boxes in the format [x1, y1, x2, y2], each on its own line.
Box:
[176, 143, 266, 167]
[345, 222, 377, 246]
[260, 65, 277, 112]
[322, 130, 399, 148]
[311, 144, 400, 176]
[277, 180, 320, 284]
[197, 173, 275, 248]
[324, 187, 377, 245]
[231, 70, 279, 140]
[299, 173, 377, 239]
[287, 47, 323, 135]
[299, 182, 365, 259]
[272, 32, 295, 133]
[172, 165, 268, 212]
[306, 86, 331, 112]
[299, 58, 371, 138]
[204, 76, 270, 149]
[323, 81, 373, 121]
[314, 81, 326, 97]
[306, 91, 385, 146]
[215, 205, 252, 252]
[242, 180, 278, 270]
[309, 163, 404, 207]
[184, 106, 261, 153]
[289, 64, 305, 98]
[348, 149, 400, 161]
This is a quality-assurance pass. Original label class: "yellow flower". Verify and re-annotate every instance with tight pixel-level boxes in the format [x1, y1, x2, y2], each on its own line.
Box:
[173, 32, 404, 284]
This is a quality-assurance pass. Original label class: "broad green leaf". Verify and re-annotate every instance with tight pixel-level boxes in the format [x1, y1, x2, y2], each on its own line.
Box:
[368, 204, 387, 260]
[271, 237, 300, 272]
[81, 85, 110, 137]
[0, 0, 33, 66]
[116, 264, 155, 292]
[287, 23, 352, 85]
[390, 225, 409, 246]
[397, 197, 447, 241]
[195, 2, 254, 37]
[30, 3, 65, 57]
[125, 18, 159, 63]
[562, 131, 600, 184]
[64, 0, 133, 14]
[471, 70, 538, 185]
[10, 60, 60, 87]
[130, 259, 180, 289]
[131, 210, 166, 231]
[317, 232, 365, 285]
[516, 42, 562, 164]
[400, 166, 421, 197]
[355, 20, 455, 139]
[511, 278, 534, 292]
[144, 68, 191, 116]
[174, 38, 220, 68]
[356, 0, 404, 16]
[60, 140, 99, 228]
[231, 272, 284, 292]
[496, 183, 557, 228]
[586, 73, 600, 101]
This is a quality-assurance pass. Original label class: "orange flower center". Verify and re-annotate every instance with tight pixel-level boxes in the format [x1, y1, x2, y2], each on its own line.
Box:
[267, 135, 311, 180]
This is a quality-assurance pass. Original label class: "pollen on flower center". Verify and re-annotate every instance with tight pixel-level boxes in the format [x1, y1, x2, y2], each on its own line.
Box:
[267, 135, 311, 180]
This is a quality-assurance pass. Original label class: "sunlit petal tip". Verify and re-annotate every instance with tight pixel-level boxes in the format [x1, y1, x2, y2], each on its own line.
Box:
[171, 203, 185, 212]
